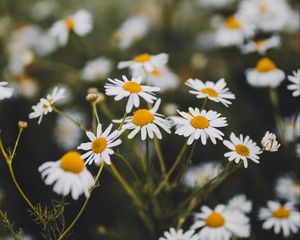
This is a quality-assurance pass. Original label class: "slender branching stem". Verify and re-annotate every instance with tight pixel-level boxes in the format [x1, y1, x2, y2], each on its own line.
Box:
[154, 137, 167, 176]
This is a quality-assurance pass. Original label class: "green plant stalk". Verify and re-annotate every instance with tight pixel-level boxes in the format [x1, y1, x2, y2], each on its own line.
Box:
[154, 137, 167, 176]
[0, 209, 23, 239]
[58, 162, 105, 240]
[118, 111, 128, 130]
[115, 152, 140, 181]
[93, 102, 101, 125]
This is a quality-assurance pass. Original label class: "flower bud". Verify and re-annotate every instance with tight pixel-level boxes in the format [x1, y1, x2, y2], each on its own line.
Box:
[18, 121, 28, 129]
[261, 131, 280, 152]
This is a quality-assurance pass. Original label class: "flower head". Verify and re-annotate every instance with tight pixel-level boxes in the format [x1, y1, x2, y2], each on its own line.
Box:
[174, 108, 227, 145]
[259, 201, 300, 237]
[275, 176, 300, 204]
[38, 151, 94, 200]
[246, 57, 285, 88]
[81, 57, 113, 82]
[117, 99, 171, 140]
[50, 9, 93, 46]
[105, 75, 160, 113]
[0, 82, 13, 100]
[29, 87, 65, 124]
[241, 35, 280, 55]
[227, 194, 252, 214]
[261, 131, 280, 152]
[159, 227, 198, 240]
[287, 69, 300, 97]
[77, 123, 122, 165]
[186, 78, 235, 107]
[223, 132, 262, 168]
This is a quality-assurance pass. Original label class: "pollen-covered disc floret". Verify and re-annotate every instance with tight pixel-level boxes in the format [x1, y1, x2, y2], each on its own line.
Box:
[38, 151, 94, 200]
[186, 78, 235, 107]
[159, 227, 198, 240]
[174, 108, 227, 145]
[246, 57, 285, 88]
[191, 204, 250, 240]
[0, 81, 13, 100]
[77, 123, 122, 165]
[105, 75, 160, 113]
[116, 98, 171, 140]
[50, 9, 93, 46]
[259, 201, 300, 237]
[29, 87, 65, 124]
[117, 53, 168, 73]
[287, 69, 300, 97]
[223, 132, 262, 168]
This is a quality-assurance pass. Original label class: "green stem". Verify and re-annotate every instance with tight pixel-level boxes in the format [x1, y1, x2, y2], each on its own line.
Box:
[200, 97, 208, 111]
[118, 112, 128, 130]
[10, 129, 23, 160]
[115, 152, 140, 181]
[58, 162, 105, 240]
[53, 107, 87, 132]
[154, 137, 167, 176]
[93, 103, 100, 125]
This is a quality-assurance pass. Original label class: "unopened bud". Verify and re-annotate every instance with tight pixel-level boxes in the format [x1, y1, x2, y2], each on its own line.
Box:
[86, 92, 105, 104]
[18, 121, 28, 129]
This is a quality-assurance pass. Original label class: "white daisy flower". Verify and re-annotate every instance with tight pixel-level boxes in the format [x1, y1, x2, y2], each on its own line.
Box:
[261, 131, 280, 152]
[29, 87, 65, 124]
[16, 76, 40, 99]
[183, 162, 221, 188]
[186, 78, 235, 107]
[0, 82, 13, 100]
[115, 16, 150, 50]
[159, 227, 198, 240]
[259, 201, 300, 237]
[38, 151, 94, 200]
[117, 99, 171, 140]
[50, 9, 93, 46]
[227, 194, 252, 214]
[117, 53, 168, 73]
[223, 132, 262, 168]
[174, 108, 228, 145]
[214, 15, 255, 47]
[282, 114, 300, 143]
[81, 57, 113, 82]
[246, 57, 285, 88]
[275, 176, 300, 204]
[241, 35, 280, 55]
[198, 0, 234, 8]
[78, 123, 121, 165]
[104, 75, 160, 113]
[132, 66, 179, 92]
[32, 31, 57, 56]
[287, 69, 300, 97]
[192, 205, 250, 240]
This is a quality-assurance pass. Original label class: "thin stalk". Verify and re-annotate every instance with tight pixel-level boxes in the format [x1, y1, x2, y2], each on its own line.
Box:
[154, 143, 188, 195]
[154, 137, 167, 176]
[115, 152, 140, 181]
[53, 107, 87, 132]
[200, 97, 208, 110]
[58, 162, 105, 240]
[118, 112, 128, 130]
[146, 138, 150, 163]
[93, 103, 100, 125]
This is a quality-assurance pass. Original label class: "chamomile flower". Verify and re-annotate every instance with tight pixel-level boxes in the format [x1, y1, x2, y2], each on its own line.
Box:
[117, 99, 171, 140]
[38, 151, 94, 200]
[214, 15, 254, 47]
[50, 9, 93, 46]
[198, 0, 234, 8]
[223, 132, 262, 168]
[259, 201, 300, 237]
[241, 35, 280, 55]
[0, 82, 13, 100]
[174, 108, 227, 145]
[77, 123, 122, 165]
[118, 53, 168, 73]
[227, 194, 252, 214]
[287, 69, 300, 97]
[192, 205, 250, 240]
[186, 78, 235, 107]
[183, 162, 221, 188]
[261, 131, 280, 152]
[29, 87, 65, 124]
[159, 227, 198, 240]
[246, 57, 285, 88]
[81, 57, 113, 82]
[275, 176, 300, 203]
[104, 75, 160, 113]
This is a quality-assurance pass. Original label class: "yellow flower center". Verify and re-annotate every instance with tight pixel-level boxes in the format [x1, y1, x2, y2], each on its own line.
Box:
[225, 16, 241, 29]
[235, 144, 250, 156]
[255, 58, 276, 73]
[259, 3, 267, 13]
[92, 137, 107, 153]
[123, 81, 142, 93]
[205, 211, 225, 228]
[191, 116, 209, 129]
[273, 206, 290, 219]
[134, 53, 151, 63]
[132, 109, 154, 126]
[150, 68, 161, 76]
[201, 87, 219, 97]
[42, 98, 54, 109]
[65, 17, 75, 30]
[60, 151, 84, 173]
